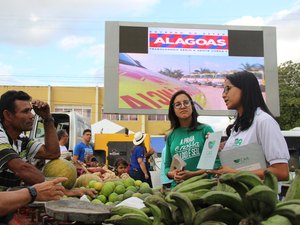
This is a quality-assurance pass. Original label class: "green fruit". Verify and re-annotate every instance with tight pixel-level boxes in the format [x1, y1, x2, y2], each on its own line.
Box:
[118, 194, 124, 201]
[88, 180, 98, 189]
[132, 192, 142, 198]
[105, 201, 115, 206]
[134, 180, 143, 187]
[123, 190, 135, 199]
[101, 184, 114, 197]
[139, 186, 153, 194]
[43, 159, 77, 189]
[74, 174, 102, 188]
[94, 182, 103, 191]
[108, 192, 119, 203]
[97, 194, 107, 203]
[115, 184, 126, 194]
[91, 199, 103, 204]
[124, 177, 135, 188]
[140, 193, 152, 200]
[140, 182, 150, 189]
[105, 181, 116, 190]
[126, 186, 137, 192]
[114, 180, 125, 186]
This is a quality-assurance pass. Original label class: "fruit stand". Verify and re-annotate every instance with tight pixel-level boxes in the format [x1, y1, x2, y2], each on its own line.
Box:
[9, 158, 300, 225]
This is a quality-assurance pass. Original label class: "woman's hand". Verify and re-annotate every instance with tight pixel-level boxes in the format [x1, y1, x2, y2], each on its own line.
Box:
[207, 165, 238, 176]
[219, 141, 226, 151]
[174, 170, 192, 181]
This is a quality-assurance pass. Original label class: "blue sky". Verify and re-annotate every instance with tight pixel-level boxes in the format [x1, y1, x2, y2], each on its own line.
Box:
[0, 0, 300, 87]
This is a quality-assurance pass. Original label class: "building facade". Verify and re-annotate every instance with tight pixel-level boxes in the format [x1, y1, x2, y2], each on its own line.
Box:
[0, 86, 170, 135]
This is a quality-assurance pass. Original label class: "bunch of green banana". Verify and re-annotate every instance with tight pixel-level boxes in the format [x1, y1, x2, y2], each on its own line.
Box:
[144, 194, 174, 225]
[231, 171, 263, 189]
[143, 201, 162, 225]
[171, 173, 208, 192]
[104, 205, 152, 225]
[173, 178, 218, 193]
[284, 169, 300, 201]
[261, 214, 292, 225]
[165, 192, 196, 225]
[244, 185, 278, 220]
[263, 170, 278, 194]
[193, 205, 243, 225]
[103, 170, 300, 225]
[198, 190, 248, 217]
[218, 173, 250, 198]
[272, 202, 300, 225]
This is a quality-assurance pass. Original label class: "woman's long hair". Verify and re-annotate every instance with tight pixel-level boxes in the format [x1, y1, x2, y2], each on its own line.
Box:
[168, 90, 200, 131]
[226, 71, 273, 132]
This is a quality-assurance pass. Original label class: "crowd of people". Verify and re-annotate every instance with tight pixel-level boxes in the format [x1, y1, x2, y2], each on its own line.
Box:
[0, 70, 291, 223]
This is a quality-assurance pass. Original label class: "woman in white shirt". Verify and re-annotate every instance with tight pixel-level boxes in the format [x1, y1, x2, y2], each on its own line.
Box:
[210, 71, 290, 181]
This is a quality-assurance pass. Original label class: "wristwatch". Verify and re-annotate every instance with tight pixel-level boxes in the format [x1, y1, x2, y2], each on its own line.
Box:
[27, 186, 37, 203]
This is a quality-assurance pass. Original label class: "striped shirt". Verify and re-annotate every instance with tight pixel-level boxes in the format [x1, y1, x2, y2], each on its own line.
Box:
[0, 123, 43, 188]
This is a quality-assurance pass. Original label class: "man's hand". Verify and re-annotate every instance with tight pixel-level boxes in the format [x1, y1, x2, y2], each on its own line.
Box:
[32, 100, 51, 119]
[63, 188, 97, 198]
[34, 177, 67, 201]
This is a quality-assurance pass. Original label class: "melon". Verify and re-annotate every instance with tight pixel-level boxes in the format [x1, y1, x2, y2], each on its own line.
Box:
[74, 174, 102, 188]
[43, 159, 77, 189]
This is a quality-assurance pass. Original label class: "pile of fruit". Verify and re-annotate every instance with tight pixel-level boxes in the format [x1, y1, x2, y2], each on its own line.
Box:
[104, 170, 300, 225]
[42, 159, 131, 190]
[74, 176, 154, 206]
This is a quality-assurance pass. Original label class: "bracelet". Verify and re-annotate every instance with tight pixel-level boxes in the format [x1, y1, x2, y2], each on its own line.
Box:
[43, 117, 55, 123]
[27, 186, 37, 203]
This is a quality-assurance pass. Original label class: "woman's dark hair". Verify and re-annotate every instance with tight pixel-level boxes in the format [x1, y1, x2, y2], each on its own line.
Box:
[226, 71, 273, 132]
[168, 90, 200, 131]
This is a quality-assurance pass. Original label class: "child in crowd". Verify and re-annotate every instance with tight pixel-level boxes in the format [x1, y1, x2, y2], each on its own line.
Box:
[114, 158, 129, 178]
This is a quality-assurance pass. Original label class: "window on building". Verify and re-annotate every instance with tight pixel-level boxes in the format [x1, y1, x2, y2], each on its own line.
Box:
[148, 114, 168, 121]
[55, 105, 92, 121]
[102, 108, 138, 121]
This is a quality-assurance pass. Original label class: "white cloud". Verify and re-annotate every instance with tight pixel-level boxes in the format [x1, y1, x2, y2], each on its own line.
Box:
[225, 16, 265, 26]
[225, 5, 300, 64]
[0, 62, 13, 76]
[183, 0, 204, 7]
[84, 67, 104, 80]
[198, 116, 232, 133]
[59, 35, 96, 50]
[77, 44, 104, 64]
[0, 0, 159, 45]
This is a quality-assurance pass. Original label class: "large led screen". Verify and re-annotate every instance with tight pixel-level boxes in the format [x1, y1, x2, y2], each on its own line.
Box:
[104, 21, 279, 116]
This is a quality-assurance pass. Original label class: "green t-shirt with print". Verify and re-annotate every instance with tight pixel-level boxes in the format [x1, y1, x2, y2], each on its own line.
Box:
[164, 124, 221, 185]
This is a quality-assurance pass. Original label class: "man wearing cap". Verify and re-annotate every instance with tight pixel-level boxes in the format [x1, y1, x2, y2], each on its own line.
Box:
[129, 132, 150, 184]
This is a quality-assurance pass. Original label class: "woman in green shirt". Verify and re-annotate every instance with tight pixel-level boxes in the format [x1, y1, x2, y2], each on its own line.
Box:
[164, 90, 221, 187]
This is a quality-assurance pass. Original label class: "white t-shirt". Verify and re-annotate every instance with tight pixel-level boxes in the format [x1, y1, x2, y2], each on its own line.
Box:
[60, 145, 68, 153]
[224, 108, 290, 166]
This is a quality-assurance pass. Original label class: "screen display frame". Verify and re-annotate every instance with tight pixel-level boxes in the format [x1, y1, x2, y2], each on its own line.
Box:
[104, 21, 279, 116]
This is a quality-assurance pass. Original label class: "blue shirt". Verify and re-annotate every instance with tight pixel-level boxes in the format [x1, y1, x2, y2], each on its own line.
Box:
[73, 142, 93, 162]
[160, 146, 173, 185]
[130, 145, 146, 170]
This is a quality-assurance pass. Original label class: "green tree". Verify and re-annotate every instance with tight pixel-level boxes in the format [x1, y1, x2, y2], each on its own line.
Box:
[276, 61, 300, 130]
[159, 68, 184, 79]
